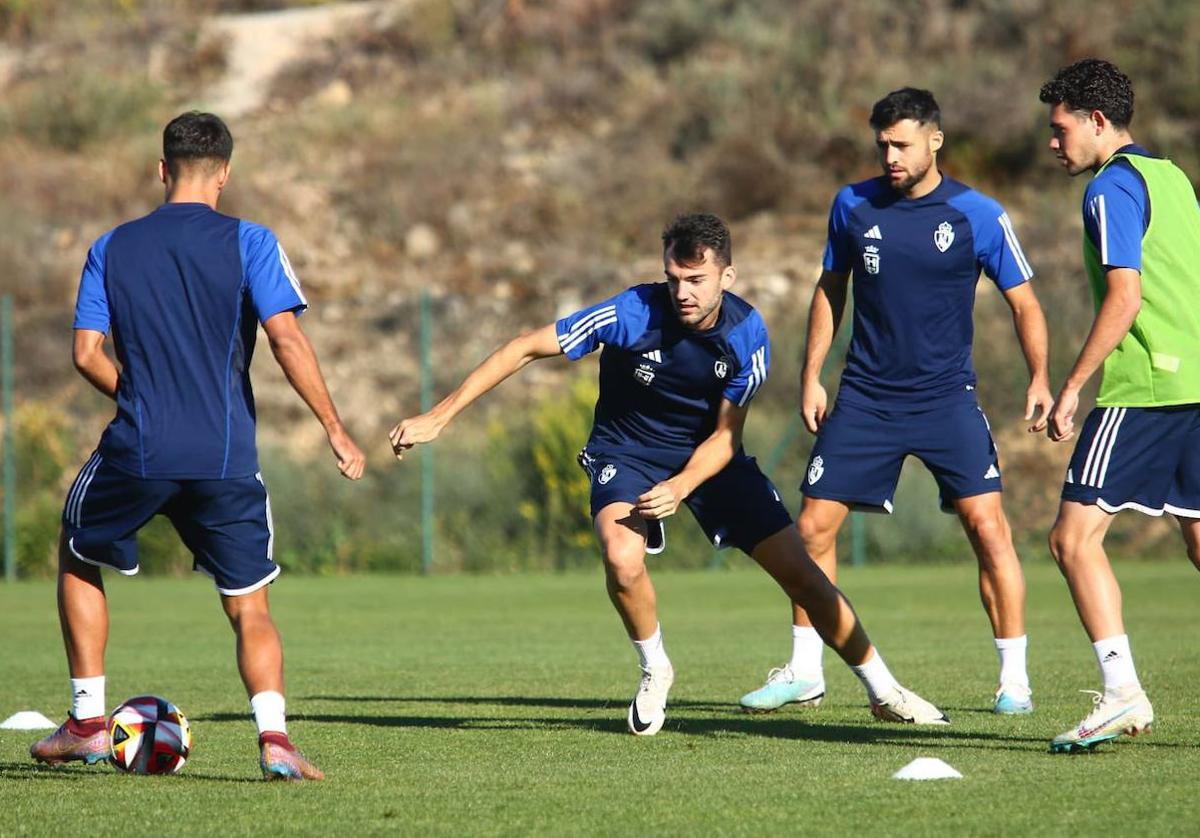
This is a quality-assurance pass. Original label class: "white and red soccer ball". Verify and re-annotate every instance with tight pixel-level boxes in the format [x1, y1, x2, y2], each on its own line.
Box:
[108, 695, 192, 775]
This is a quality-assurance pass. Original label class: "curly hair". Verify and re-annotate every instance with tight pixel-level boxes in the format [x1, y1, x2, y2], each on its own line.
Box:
[869, 88, 940, 131]
[662, 213, 732, 268]
[1039, 59, 1134, 128]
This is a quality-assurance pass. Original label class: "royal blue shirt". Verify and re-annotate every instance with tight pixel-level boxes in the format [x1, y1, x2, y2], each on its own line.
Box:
[556, 283, 768, 469]
[1083, 144, 1156, 271]
[73, 203, 308, 479]
[823, 175, 1033, 410]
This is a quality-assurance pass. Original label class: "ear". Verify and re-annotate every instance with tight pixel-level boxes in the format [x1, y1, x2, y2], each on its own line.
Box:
[1089, 109, 1107, 135]
[216, 161, 232, 190]
[929, 129, 945, 154]
[720, 264, 737, 290]
[158, 158, 168, 185]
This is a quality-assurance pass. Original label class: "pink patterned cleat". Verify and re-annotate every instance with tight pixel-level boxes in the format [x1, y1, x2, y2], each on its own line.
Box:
[30, 715, 111, 766]
[260, 734, 325, 781]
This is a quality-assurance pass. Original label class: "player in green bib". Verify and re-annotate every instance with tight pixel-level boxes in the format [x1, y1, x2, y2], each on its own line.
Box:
[1040, 59, 1200, 752]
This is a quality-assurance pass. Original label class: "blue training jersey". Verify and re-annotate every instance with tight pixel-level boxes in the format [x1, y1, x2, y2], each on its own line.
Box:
[1082, 144, 1156, 271]
[823, 174, 1033, 410]
[73, 202, 308, 479]
[556, 283, 768, 469]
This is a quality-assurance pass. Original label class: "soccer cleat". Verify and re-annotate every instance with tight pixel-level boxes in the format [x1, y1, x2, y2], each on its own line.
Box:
[1049, 688, 1154, 754]
[993, 682, 1034, 715]
[739, 665, 826, 713]
[627, 664, 674, 736]
[260, 740, 325, 781]
[870, 685, 951, 725]
[29, 716, 111, 766]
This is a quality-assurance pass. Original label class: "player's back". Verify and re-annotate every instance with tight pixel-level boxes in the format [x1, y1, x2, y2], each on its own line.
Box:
[81, 203, 282, 480]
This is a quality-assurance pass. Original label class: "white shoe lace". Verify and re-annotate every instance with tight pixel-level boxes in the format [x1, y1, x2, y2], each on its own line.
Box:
[1077, 689, 1114, 730]
[637, 666, 672, 704]
[765, 665, 795, 686]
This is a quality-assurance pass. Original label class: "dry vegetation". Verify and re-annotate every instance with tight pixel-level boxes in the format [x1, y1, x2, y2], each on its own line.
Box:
[2, 0, 1198, 573]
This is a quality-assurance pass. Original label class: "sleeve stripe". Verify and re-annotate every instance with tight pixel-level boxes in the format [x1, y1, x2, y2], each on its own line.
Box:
[276, 243, 308, 307]
[737, 346, 767, 407]
[560, 311, 618, 353]
[997, 213, 1033, 280]
[558, 305, 617, 351]
[1097, 194, 1108, 265]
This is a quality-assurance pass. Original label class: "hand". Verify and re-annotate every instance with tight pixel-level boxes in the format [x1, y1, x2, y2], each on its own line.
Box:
[1047, 386, 1079, 443]
[1025, 380, 1054, 433]
[635, 479, 687, 520]
[800, 379, 828, 434]
[388, 412, 444, 461]
[328, 426, 366, 479]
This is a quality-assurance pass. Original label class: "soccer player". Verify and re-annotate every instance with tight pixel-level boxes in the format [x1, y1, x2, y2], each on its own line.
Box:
[739, 88, 1051, 716]
[30, 112, 365, 780]
[1039, 59, 1200, 752]
[391, 213, 948, 735]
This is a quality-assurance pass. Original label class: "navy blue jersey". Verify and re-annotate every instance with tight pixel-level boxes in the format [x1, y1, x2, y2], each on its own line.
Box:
[1082, 144, 1155, 271]
[73, 203, 307, 479]
[556, 284, 768, 469]
[823, 175, 1033, 410]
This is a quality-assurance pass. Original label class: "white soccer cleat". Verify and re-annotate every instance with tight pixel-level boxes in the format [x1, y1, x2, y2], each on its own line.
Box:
[627, 665, 674, 736]
[870, 685, 950, 725]
[1050, 688, 1154, 753]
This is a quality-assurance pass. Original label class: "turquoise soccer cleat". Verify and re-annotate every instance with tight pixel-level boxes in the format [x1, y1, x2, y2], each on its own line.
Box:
[993, 683, 1034, 715]
[739, 665, 825, 713]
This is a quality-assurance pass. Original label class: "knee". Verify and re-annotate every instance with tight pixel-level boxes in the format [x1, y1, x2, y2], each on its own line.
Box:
[964, 509, 1012, 553]
[797, 511, 837, 555]
[1047, 524, 1079, 571]
[1183, 533, 1200, 572]
[604, 545, 647, 592]
[222, 594, 272, 633]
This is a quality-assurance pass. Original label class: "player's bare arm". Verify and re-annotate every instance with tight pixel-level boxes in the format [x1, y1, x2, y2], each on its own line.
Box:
[635, 398, 749, 521]
[799, 270, 849, 433]
[262, 310, 366, 480]
[1048, 267, 1142, 442]
[72, 329, 118, 400]
[1000, 282, 1053, 432]
[389, 322, 563, 458]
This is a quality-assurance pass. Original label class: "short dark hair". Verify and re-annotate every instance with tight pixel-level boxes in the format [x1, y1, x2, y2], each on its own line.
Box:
[662, 213, 732, 268]
[869, 87, 941, 131]
[1039, 59, 1134, 128]
[163, 111, 233, 178]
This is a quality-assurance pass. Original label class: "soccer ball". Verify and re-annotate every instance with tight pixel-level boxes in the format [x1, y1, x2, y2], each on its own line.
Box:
[108, 695, 192, 775]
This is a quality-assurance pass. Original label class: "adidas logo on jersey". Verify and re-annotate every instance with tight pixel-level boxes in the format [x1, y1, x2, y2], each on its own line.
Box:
[641, 350, 662, 363]
[863, 225, 883, 240]
[984, 464, 1000, 480]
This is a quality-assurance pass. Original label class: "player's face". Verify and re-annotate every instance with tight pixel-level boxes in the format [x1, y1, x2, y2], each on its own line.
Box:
[875, 119, 943, 195]
[1047, 103, 1100, 176]
[663, 245, 735, 331]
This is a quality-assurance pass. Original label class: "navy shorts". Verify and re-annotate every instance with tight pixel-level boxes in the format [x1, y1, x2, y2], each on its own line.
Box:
[801, 398, 1001, 513]
[1061, 405, 1200, 517]
[62, 453, 280, 595]
[578, 448, 792, 555]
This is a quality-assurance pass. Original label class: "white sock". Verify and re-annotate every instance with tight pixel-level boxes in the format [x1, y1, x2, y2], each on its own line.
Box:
[789, 625, 824, 677]
[994, 635, 1030, 689]
[250, 691, 287, 736]
[1093, 634, 1141, 693]
[632, 624, 671, 671]
[850, 650, 899, 703]
[70, 676, 106, 720]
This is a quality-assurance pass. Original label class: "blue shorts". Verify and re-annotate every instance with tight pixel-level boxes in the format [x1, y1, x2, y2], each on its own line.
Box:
[1061, 405, 1200, 517]
[62, 453, 280, 595]
[801, 398, 1001, 513]
[578, 447, 792, 555]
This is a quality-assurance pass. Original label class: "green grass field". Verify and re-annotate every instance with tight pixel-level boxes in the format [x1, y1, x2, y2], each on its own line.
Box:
[2, 561, 1198, 836]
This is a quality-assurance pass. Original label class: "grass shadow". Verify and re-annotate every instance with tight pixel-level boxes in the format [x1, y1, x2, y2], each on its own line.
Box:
[0, 760, 93, 780]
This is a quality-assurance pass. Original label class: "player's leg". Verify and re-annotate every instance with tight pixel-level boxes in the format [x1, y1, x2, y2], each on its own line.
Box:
[952, 492, 1031, 713]
[594, 501, 673, 735]
[739, 497, 847, 711]
[1046, 406, 1185, 752]
[697, 458, 947, 724]
[1180, 517, 1200, 572]
[32, 456, 165, 766]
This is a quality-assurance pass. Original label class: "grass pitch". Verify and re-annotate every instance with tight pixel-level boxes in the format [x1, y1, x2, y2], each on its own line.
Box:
[3, 560, 1199, 836]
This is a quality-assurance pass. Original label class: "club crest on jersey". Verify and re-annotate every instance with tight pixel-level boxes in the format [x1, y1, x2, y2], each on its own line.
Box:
[808, 455, 824, 485]
[863, 245, 880, 275]
[598, 464, 617, 485]
[634, 364, 655, 386]
[714, 357, 731, 380]
[934, 221, 954, 253]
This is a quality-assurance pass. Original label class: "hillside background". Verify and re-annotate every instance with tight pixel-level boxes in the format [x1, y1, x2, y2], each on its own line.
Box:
[3, 0, 1199, 576]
